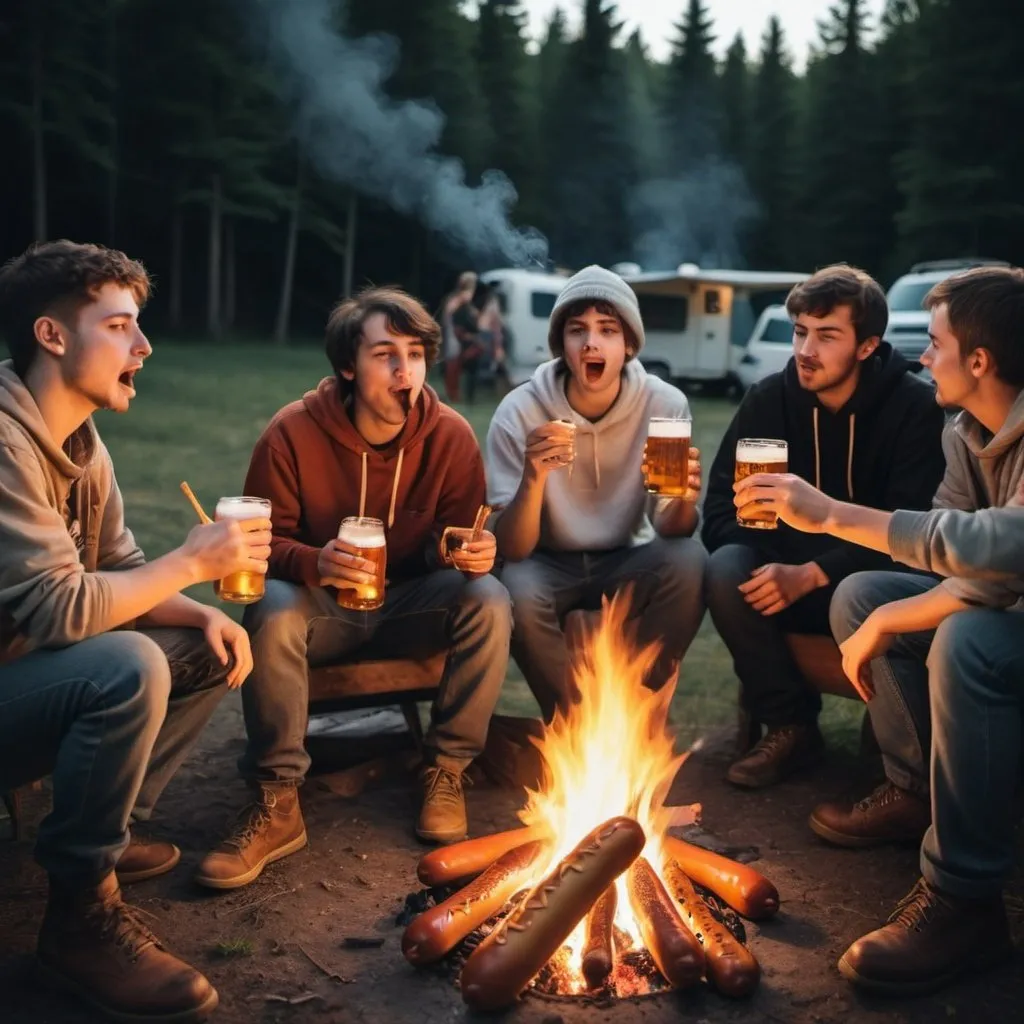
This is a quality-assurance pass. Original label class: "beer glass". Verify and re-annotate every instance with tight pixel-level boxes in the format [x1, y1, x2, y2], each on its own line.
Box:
[644, 417, 693, 498]
[542, 419, 576, 469]
[735, 439, 789, 529]
[213, 496, 271, 604]
[336, 516, 387, 611]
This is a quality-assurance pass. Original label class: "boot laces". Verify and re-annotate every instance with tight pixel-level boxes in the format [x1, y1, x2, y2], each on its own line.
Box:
[422, 766, 466, 809]
[855, 780, 903, 813]
[887, 878, 951, 932]
[94, 899, 162, 960]
[224, 791, 277, 850]
[748, 726, 798, 761]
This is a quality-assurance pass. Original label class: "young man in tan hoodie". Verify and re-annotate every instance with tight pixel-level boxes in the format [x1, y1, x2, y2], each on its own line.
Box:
[0, 240, 272, 1022]
[195, 286, 511, 889]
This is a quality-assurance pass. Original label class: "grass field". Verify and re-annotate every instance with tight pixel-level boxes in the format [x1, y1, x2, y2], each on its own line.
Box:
[95, 341, 864, 750]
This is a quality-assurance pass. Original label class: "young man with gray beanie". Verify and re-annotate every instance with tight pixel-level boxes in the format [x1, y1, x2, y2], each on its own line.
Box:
[485, 265, 707, 720]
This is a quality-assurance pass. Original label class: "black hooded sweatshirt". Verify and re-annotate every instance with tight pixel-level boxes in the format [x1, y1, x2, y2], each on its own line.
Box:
[703, 343, 947, 583]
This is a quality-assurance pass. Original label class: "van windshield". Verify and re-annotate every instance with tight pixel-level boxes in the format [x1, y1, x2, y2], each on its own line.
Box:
[887, 280, 935, 312]
[760, 316, 793, 344]
[531, 291, 559, 318]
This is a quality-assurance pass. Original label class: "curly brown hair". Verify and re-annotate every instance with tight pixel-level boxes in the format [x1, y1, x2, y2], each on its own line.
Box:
[0, 239, 150, 377]
[325, 286, 441, 395]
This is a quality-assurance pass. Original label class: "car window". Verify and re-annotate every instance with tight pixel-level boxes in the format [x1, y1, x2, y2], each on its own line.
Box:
[531, 291, 558, 318]
[886, 279, 936, 312]
[759, 315, 793, 344]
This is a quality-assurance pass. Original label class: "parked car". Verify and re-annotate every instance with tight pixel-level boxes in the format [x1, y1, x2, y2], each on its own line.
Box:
[735, 305, 793, 391]
[885, 258, 1009, 366]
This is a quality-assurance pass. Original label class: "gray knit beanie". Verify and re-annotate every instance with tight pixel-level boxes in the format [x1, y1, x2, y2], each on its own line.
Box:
[548, 264, 645, 355]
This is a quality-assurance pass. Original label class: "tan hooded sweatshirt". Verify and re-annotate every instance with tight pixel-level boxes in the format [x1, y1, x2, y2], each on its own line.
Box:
[0, 361, 145, 664]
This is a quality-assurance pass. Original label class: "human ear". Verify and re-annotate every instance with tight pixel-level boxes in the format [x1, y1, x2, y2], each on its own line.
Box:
[33, 316, 66, 358]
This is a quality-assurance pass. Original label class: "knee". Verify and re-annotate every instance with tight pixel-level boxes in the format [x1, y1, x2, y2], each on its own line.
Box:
[829, 572, 889, 641]
[705, 544, 756, 609]
[649, 537, 707, 604]
[244, 580, 311, 645]
[500, 559, 555, 623]
[462, 574, 512, 630]
[100, 633, 172, 715]
[927, 610, 989, 687]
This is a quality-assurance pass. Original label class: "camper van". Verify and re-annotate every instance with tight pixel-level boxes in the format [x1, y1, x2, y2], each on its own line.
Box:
[479, 268, 569, 386]
[624, 266, 809, 391]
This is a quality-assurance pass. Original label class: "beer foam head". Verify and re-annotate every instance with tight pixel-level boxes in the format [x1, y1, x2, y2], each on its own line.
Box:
[736, 439, 788, 462]
[338, 516, 386, 548]
[216, 496, 271, 520]
[648, 417, 692, 439]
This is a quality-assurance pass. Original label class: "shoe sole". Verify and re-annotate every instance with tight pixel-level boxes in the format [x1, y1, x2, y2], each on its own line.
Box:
[725, 746, 826, 790]
[193, 830, 308, 890]
[118, 845, 183, 885]
[414, 826, 468, 845]
[36, 961, 219, 1023]
[838, 941, 1015, 996]
[809, 814, 925, 849]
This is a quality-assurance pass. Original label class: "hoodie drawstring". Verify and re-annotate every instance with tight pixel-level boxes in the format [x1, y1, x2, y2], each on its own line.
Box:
[358, 448, 404, 530]
[592, 433, 600, 488]
[387, 448, 404, 529]
[812, 407, 821, 491]
[811, 407, 856, 500]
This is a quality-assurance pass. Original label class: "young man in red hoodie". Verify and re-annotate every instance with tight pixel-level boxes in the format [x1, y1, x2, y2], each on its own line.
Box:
[196, 287, 511, 887]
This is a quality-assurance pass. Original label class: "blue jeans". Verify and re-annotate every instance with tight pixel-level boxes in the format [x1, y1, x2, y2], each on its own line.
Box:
[831, 571, 1024, 898]
[500, 537, 707, 721]
[0, 629, 229, 884]
[239, 572, 512, 783]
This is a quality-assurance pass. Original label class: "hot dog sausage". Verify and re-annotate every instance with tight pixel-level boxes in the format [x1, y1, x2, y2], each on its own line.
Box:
[402, 839, 548, 966]
[416, 824, 547, 887]
[663, 860, 760, 997]
[626, 856, 704, 989]
[460, 816, 645, 1010]
[662, 835, 779, 921]
[581, 885, 617, 989]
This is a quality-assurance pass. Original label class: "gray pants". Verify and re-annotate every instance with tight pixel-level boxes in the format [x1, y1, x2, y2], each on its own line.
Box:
[0, 629, 229, 885]
[239, 572, 512, 782]
[705, 543, 837, 727]
[831, 571, 1024, 899]
[500, 537, 707, 721]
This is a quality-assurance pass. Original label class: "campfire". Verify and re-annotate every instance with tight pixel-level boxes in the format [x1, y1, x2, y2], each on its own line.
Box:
[401, 595, 778, 1008]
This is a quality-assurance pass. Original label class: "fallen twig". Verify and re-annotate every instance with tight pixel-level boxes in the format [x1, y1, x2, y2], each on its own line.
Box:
[224, 886, 297, 916]
[342, 936, 385, 949]
[296, 943, 353, 984]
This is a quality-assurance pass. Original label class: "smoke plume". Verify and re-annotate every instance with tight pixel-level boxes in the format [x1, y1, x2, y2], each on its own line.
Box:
[251, 0, 547, 269]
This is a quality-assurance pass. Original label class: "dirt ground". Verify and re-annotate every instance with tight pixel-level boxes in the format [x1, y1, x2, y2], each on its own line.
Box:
[2, 693, 1022, 1024]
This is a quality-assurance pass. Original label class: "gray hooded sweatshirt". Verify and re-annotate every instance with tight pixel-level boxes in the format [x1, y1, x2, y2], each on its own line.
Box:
[0, 361, 145, 664]
[929, 389, 1024, 609]
[485, 358, 690, 552]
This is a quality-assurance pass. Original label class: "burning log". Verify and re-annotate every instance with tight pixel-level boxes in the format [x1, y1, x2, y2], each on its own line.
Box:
[581, 885, 617, 989]
[663, 861, 761, 997]
[416, 825, 548, 887]
[663, 836, 779, 921]
[402, 839, 549, 966]
[459, 816, 645, 1011]
[626, 857, 704, 990]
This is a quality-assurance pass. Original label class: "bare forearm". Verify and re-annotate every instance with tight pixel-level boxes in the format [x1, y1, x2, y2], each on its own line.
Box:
[875, 587, 967, 635]
[653, 499, 699, 538]
[493, 472, 546, 562]
[97, 550, 201, 631]
[824, 501, 894, 554]
[136, 592, 212, 630]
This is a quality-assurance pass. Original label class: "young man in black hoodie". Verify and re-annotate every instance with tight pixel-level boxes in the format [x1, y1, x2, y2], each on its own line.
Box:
[703, 264, 946, 788]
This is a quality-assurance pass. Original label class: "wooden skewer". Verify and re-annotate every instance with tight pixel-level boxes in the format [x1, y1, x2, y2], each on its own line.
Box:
[470, 504, 491, 541]
[180, 481, 213, 524]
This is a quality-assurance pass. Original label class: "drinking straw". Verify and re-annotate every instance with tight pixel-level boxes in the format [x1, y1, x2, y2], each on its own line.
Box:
[180, 481, 213, 524]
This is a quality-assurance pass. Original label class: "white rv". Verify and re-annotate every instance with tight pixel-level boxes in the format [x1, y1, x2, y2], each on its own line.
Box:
[624, 266, 809, 392]
[479, 268, 569, 386]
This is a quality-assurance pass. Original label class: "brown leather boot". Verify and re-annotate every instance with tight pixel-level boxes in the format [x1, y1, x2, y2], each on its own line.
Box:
[117, 835, 181, 884]
[810, 780, 930, 848]
[416, 764, 468, 844]
[37, 872, 217, 1022]
[838, 877, 1014, 995]
[194, 784, 307, 890]
[725, 722, 825, 789]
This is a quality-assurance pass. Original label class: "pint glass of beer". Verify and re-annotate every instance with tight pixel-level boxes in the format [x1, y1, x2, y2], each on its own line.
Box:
[735, 439, 789, 529]
[543, 419, 576, 469]
[336, 516, 387, 611]
[213, 496, 271, 604]
[644, 417, 693, 497]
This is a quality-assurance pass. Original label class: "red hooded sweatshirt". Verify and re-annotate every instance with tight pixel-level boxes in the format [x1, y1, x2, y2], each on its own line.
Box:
[244, 377, 485, 587]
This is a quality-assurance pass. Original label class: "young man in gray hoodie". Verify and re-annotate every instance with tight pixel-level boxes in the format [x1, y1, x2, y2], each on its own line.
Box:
[0, 240, 272, 1022]
[734, 464, 1024, 995]
[486, 265, 706, 720]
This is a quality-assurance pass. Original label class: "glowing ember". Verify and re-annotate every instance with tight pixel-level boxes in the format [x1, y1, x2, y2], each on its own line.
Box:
[516, 592, 690, 992]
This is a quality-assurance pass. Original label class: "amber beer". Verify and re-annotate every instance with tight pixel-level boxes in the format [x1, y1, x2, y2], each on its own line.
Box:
[645, 417, 692, 498]
[735, 439, 789, 529]
[336, 516, 387, 611]
[213, 496, 271, 604]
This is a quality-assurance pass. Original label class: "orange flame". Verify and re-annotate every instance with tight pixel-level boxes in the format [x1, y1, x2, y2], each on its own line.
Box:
[516, 590, 690, 989]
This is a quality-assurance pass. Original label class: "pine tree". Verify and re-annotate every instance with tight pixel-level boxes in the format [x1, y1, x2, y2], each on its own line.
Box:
[719, 33, 749, 167]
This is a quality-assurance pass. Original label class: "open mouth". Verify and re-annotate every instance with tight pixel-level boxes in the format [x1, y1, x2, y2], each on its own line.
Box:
[117, 369, 138, 391]
[393, 388, 412, 413]
[583, 359, 606, 384]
